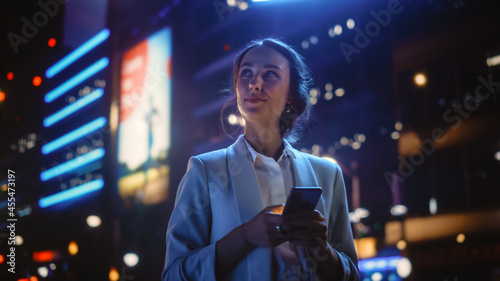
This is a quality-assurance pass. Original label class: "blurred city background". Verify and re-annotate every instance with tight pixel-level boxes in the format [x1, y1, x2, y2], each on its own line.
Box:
[0, 0, 499, 280]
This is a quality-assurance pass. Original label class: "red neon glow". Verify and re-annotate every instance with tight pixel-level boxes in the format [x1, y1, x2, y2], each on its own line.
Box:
[48, 38, 57, 47]
[33, 76, 42, 87]
[33, 250, 56, 262]
[17, 279, 29, 281]
[7, 72, 14, 80]
[0, 254, 4, 263]
[0, 92, 5, 102]
[223, 44, 231, 51]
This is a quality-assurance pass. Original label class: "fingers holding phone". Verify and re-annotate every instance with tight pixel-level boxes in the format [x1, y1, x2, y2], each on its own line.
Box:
[280, 187, 329, 249]
[241, 204, 288, 248]
[282, 210, 328, 247]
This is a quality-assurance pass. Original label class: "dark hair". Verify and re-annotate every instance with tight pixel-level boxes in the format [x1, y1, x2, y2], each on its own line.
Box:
[221, 38, 313, 143]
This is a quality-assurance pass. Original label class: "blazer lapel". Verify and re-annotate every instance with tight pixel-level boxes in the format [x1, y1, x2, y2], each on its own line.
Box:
[290, 149, 325, 215]
[226, 136, 272, 281]
[226, 136, 264, 224]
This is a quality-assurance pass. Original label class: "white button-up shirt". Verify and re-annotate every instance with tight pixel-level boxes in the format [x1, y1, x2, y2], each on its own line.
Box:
[243, 137, 312, 281]
[242, 137, 296, 207]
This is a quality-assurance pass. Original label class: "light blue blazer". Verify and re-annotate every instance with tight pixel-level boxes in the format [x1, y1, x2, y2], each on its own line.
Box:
[162, 136, 359, 281]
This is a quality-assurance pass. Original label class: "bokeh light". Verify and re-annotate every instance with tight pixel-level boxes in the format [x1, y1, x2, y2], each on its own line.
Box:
[87, 215, 102, 228]
[109, 267, 119, 281]
[238, 2, 248, 11]
[123, 253, 139, 267]
[48, 38, 57, 47]
[33, 76, 42, 87]
[228, 114, 238, 125]
[334, 24, 342, 35]
[414, 73, 427, 87]
[396, 240, 407, 250]
[310, 96, 317, 105]
[357, 134, 366, 143]
[325, 83, 333, 92]
[15, 235, 24, 246]
[429, 197, 438, 215]
[395, 122, 403, 131]
[371, 272, 383, 281]
[38, 267, 49, 278]
[347, 18, 355, 29]
[310, 35, 318, 45]
[391, 204, 407, 216]
[68, 241, 79, 255]
[396, 257, 412, 278]
[309, 88, 318, 97]
[328, 27, 336, 37]
[352, 141, 361, 150]
[391, 131, 400, 140]
[335, 88, 345, 97]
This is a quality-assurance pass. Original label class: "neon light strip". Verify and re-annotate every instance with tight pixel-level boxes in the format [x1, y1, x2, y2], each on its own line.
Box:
[42, 117, 106, 154]
[39, 179, 104, 208]
[358, 256, 402, 272]
[44, 88, 104, 127]
[45, 29, 110, 78]
[40, 148, 105, 181]
[44, 57, 109, 103]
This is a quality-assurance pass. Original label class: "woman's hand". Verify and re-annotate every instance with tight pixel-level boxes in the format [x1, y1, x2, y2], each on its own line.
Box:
[282, 210, 329, 252]
[241, 204, 288, 248]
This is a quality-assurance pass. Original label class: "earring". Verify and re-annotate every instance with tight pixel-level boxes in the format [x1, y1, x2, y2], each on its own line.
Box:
[286, 104, 293, 114]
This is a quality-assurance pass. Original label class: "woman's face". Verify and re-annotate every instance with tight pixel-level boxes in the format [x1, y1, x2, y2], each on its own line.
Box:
[236, 45, 291, 128]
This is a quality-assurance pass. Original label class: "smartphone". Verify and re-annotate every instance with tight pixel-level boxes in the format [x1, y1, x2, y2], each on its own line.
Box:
[282, 187, 322, 215]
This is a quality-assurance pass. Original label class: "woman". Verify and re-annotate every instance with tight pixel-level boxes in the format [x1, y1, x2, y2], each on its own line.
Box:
[162, 39, 359, 281]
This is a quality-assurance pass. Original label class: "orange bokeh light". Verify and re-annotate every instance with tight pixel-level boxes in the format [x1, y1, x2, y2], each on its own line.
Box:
[7, 72, 14, 80]
[48, 38, 56, 47]
[33, 76, 42, 87]
[0, 92, 5, 102]
[30, 277, 39, 281]
[33, 250, 54, 262]
[0, 254, 4, 263]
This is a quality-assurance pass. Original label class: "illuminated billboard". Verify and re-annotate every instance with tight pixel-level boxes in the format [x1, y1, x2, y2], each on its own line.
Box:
[117, 28, 172, 205]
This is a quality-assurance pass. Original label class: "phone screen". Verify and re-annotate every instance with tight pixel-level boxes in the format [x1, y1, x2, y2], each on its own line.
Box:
[282, 187, 322, 215]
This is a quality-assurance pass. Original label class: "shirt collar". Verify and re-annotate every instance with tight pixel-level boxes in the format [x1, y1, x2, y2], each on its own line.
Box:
[242, 135, 296, 163]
